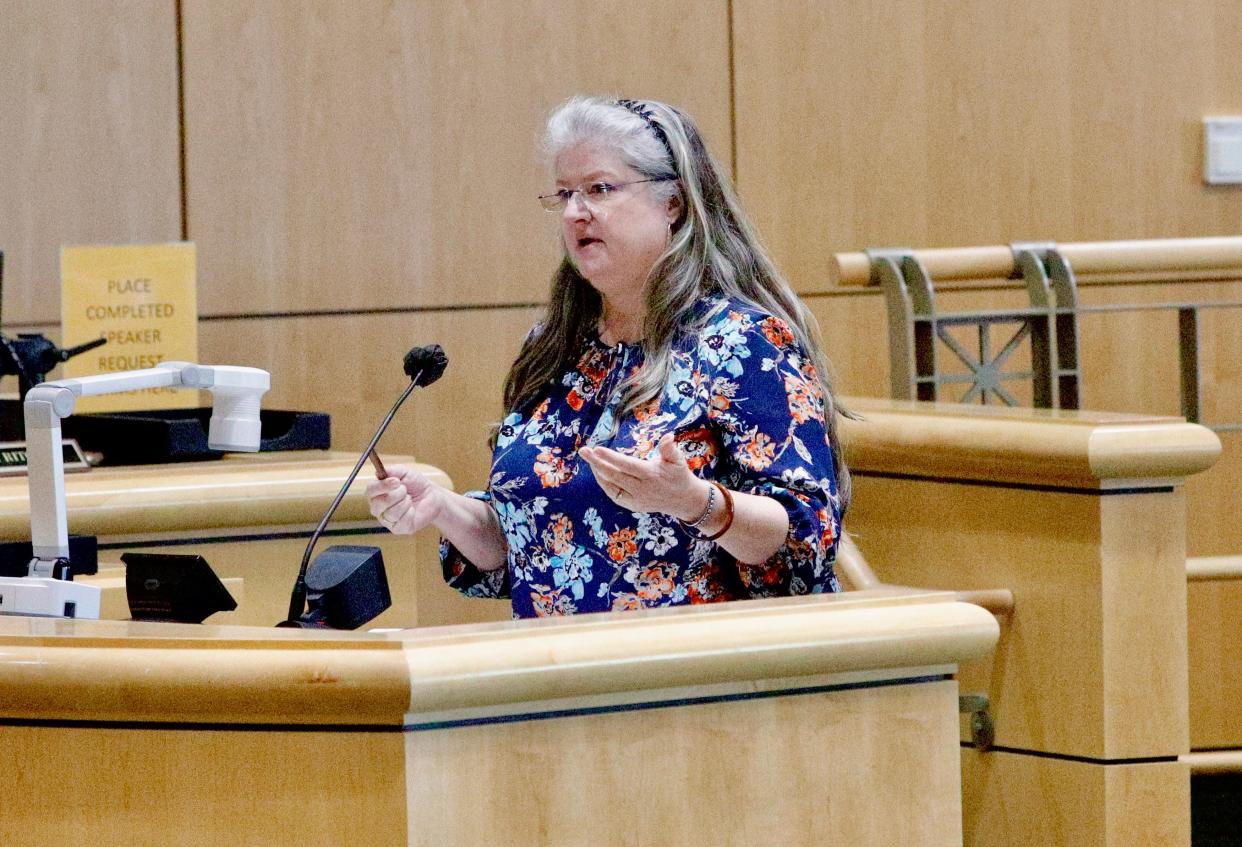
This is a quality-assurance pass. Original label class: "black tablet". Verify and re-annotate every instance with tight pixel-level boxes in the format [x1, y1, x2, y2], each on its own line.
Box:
[122, 552, 237, 624]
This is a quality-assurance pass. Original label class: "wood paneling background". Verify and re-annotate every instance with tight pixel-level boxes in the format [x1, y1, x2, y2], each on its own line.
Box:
[2, 0, 1241, 553]
[180, 0, 732, 314]
[733, 0, 1242, 292]
[199, 307, 542, 493]
[0, 0, 181, 326]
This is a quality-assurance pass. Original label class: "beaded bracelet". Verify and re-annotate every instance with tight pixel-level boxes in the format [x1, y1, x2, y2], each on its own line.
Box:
[698, 482, 735, 541]
[679, 482, 716, 529]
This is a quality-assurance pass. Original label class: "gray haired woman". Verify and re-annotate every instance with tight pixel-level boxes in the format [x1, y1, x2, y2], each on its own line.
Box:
[368, 96, 849, 618]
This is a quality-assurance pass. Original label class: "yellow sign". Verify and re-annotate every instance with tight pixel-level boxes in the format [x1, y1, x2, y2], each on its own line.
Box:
[61, 243, 198, 413]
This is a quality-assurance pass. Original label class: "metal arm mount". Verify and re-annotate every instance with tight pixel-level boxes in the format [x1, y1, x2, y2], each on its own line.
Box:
[23, 361, 270, 585]
[959, 693, 995, 751]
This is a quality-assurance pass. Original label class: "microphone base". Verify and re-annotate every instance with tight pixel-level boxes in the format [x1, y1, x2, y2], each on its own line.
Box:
[0, 576, 101, 619]
[275, 618, 328, 629]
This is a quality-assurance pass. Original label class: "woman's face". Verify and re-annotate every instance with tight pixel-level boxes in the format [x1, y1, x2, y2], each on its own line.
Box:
[555, 141, 679, 304]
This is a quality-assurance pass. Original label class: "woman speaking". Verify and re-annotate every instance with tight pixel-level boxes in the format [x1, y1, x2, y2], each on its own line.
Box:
[367, 96, 849, 617]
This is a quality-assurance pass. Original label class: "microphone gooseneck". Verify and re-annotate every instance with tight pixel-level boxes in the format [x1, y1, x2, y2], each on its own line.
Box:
[281, 344, 447, 625]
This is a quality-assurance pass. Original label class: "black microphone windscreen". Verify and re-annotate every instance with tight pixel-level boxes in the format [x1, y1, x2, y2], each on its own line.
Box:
[403, 344, 448, 387]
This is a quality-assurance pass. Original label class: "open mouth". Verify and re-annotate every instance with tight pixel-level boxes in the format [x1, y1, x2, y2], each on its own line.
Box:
[577, 237, 602, 249]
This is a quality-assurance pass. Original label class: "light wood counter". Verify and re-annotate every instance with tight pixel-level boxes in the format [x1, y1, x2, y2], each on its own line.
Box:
[841, 397, 1221, 489]
[839, 397, 1219, 846]
[0, 589, 996, 846]
[0, 451, 449, 538]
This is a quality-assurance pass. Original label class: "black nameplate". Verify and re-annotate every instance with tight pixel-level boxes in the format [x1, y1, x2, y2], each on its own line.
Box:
[0, 439, 91, 476]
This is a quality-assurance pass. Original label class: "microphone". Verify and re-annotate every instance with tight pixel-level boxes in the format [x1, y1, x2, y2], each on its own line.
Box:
[278, 343, 448, 627]
[405, 344, 448, 386]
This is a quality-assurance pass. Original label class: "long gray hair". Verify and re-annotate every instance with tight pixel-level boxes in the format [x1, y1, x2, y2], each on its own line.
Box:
[502, 96, 851, 510]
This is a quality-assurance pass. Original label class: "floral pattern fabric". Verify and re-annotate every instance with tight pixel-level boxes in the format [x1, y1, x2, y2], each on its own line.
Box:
[441, 296, 842, 618]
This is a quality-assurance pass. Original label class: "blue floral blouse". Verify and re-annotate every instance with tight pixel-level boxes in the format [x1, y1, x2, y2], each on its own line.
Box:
[441, 295, 842, 617]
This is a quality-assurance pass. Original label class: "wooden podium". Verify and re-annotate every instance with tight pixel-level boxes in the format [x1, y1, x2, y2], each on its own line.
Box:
[839, 398, 1221, 846]
[0, 590, 996, 846]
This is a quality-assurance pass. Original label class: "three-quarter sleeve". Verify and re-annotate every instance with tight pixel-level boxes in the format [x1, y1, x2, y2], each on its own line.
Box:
[704, 311, 842, 596]
[439, 489, 511, 599]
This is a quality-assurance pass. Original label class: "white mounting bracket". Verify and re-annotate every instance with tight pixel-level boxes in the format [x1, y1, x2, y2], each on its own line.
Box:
[3, 362, 269, 619]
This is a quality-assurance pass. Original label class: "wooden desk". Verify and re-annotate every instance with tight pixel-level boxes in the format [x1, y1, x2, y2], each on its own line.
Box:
[0, 451, 507, 628]
[0, 589, 996, 846]
[840, 398, 1221, 846]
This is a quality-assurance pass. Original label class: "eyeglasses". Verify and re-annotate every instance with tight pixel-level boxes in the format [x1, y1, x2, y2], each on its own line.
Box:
[537, 177, 675, 212]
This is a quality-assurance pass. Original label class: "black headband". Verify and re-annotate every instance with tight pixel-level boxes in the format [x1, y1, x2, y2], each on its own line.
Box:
[616, 99, 676, 168]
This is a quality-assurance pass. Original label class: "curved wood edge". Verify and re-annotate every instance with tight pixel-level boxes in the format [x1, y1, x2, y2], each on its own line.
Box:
[0, 592, 997, 726]
[830, 236, 1242, 286]
[0, 640, 412, 725]
[402, 596, 999, 713]
[953, 589, 1015, 616]
[840, 399, 1221, 488]
[0, 452, 449, 538]
[1182, 750, 1242, 775]
[1086, 423, 1222, 482]
[1187, 555, 1242, 581]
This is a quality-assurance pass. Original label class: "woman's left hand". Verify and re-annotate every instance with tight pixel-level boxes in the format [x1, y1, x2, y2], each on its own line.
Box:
[579, 432, 710, 521]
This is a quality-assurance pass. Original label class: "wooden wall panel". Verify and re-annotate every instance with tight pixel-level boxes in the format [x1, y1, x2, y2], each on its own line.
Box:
[1188, 577, 1242, 748]
[0, 0, 182, 325]
[1074, 280, 1242, 418]
[962, 751, 1189, 847]
[0, 726, 409, 847]
[407, 681, 964, 846]
[200, 308, 542, 496]
[181, 0, 732, 315]
[805, 294, 887, 398]
[734, 0, 1242, 293]
[1184, 434, 1242, 557]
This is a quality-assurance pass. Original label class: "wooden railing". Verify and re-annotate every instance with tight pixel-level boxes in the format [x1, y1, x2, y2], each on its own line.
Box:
[833, 236, 1242, 432]
[1183, 751, 1242, 775]
[831, 236, 1242, 285]
[1187, 555, 1242, 581]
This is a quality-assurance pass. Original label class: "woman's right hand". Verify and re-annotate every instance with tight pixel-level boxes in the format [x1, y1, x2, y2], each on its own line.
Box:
[365, 464, 446, 535]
